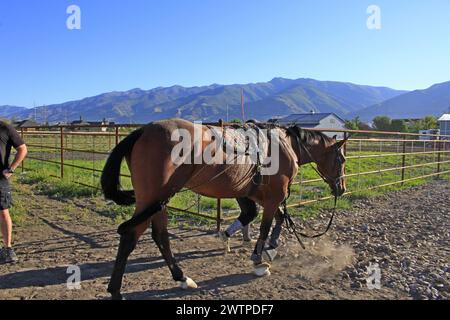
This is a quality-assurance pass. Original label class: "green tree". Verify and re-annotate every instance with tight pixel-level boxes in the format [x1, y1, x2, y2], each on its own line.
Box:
[406, 120, 422, 133]
[391, 119, 406, 132]
[422, 116, 438, 129]
[372, 116, 392, 131]
[406, 116, 438, 133]
[345, 117, 361, 130]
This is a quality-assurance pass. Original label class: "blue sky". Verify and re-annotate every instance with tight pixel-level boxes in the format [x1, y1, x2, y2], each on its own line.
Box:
[1, 0, 450, 106]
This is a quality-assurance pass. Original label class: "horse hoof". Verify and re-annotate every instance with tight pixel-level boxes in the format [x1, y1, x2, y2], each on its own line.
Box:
[253, 262, 271, 277]
[180, 277, 198, 290]
[110, 293, 124, 300]
[262, 247, 278, 262]
[218, 232, 231, 254]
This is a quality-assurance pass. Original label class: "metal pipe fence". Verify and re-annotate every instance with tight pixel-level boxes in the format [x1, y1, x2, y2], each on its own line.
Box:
[18, 123, 450, 230]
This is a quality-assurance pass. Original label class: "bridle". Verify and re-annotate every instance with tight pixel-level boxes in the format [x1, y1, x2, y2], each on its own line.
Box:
[288, 126, 345, 193]
[282, 126, 347, 246]
[299, 140, 345, 195]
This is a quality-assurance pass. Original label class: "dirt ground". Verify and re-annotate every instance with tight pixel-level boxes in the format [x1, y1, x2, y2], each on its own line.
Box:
[0, 179, 448, 300]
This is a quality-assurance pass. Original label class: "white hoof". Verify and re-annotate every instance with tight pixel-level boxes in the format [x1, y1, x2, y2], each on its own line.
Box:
[218, 231, 231, 254]
[225, 241, 231, 254]
[179, 277, 198, 290]
[253, 263, 271, 277]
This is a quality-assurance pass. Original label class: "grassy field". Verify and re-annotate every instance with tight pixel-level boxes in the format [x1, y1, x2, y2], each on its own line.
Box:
[11, 134, 449, 227]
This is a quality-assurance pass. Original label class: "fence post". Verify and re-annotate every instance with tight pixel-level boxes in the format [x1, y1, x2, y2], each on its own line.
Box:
[20, 128, 25, 172]
[401, 135, 407, 185]
[436, 136, 442, 179]
[60, 127, 64, 178]
[343, 132, 348, 156]
[115, 126, 119, 146]
[216, 198, 222, 232]
[216, 119, 224, 232]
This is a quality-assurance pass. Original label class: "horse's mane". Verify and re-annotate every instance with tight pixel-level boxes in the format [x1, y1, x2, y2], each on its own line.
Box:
[294, 126, 333, 146]
[224, 120, 332, 147]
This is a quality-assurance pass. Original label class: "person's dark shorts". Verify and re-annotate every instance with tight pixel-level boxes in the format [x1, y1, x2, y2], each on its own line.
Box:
[0, 179, 12, 210]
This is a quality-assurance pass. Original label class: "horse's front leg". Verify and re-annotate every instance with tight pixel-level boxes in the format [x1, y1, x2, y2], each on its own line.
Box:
[268, 208, 284, 249]
[251, 203, 279, 276]
[218, 197, 257, 253]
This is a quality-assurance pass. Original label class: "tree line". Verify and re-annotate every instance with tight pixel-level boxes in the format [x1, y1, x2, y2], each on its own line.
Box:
[345, 115, 439, 133]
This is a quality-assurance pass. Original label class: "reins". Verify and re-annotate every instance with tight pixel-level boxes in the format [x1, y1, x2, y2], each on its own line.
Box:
[281, 191, 338, 248]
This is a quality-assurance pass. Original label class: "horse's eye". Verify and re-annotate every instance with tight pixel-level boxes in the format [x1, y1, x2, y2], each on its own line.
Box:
[337, 155, 345, 164]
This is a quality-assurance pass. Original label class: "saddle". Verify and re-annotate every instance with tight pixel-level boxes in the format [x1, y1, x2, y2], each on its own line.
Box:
[221, 120, 270, 186]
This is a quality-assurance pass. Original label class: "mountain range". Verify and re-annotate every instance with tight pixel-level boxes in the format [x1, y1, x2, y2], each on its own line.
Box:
[350, 81, 450, 121]
[1, 77, 448, 124]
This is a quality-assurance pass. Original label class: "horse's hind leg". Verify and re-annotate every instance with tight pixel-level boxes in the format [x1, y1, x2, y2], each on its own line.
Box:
[151, 208, 197, 289]
[108, 217, 151, 300]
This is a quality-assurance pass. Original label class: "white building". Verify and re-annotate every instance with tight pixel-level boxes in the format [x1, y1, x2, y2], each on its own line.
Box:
[276, 112, 346, 139]
[438, 114, 450, 138]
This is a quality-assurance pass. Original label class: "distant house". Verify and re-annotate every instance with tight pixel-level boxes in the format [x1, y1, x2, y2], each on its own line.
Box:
[13, 119, 40, 131]
[438, 114, 450, 138]
[70, 117, 115, 132]
[275, 112, 346, 139]
[70, 116, 90, 127]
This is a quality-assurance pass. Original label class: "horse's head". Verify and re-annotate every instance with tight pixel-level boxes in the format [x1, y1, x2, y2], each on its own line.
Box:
[289, 126, 349, 197]
[314, 135, 348, 197]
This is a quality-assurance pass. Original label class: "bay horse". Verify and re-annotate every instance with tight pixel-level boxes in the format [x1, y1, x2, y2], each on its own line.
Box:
[101, 118, 347, 300]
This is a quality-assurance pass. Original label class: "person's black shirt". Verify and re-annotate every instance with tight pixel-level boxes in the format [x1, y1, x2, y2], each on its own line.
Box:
[0, 122, 25, 171]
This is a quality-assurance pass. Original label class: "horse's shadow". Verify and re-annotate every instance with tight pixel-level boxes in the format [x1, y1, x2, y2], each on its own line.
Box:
[0, 248, 226, 291]
[123, 273, 257, 300]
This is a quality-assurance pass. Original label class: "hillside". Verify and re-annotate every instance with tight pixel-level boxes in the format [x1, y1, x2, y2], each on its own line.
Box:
[0, 105, 27, 118]
[351, 81, 450, 121]
[0, 78, 407, 123]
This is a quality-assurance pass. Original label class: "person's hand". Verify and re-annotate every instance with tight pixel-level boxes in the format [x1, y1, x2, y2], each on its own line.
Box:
[2, 169, 12, 179]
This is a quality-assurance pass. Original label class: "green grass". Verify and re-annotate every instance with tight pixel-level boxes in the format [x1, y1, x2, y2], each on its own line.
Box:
[19, 170, 96, 198]
[9, 192, 28, 225]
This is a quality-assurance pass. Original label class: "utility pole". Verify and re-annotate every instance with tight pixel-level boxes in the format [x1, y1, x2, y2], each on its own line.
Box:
[42, 105, 48, 125]
[33, 101, 37, 121]
[241, 88, 245, 122]
[226, 104, 229, 122]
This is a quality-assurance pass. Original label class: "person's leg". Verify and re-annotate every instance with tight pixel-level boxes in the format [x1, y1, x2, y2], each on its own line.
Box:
[0, 184, 18, 264]
[0, 209, 12, 248]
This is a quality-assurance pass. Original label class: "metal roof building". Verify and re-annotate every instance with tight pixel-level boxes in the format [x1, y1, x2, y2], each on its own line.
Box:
[275, 112, 346, 139]
[438, 114, 450, 137]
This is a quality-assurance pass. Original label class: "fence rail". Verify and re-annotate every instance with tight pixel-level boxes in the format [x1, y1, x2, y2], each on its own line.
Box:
[17, 123, 450, 230]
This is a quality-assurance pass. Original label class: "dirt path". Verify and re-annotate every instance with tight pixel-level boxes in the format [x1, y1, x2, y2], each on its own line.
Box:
[0, 180, 448, 300]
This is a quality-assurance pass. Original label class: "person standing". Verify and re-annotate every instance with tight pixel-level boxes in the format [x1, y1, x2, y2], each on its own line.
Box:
[0, 121, 27, 264]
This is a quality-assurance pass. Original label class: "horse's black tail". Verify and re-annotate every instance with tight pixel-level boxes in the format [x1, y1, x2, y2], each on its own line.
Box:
[101, 128, 144, 205]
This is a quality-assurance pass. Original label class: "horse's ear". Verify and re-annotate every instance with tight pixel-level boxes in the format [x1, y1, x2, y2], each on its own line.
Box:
[334, 135, 351, 149]
[332, 135, 337, 140]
